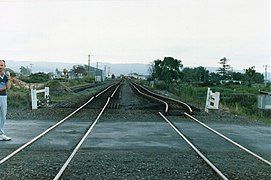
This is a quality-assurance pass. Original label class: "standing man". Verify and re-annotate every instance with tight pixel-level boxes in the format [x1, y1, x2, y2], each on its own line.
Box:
[0, 60, 11, 141]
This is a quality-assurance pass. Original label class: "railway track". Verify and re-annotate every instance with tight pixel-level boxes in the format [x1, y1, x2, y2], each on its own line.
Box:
[130, 80, 271, 179]
[0, 79, 270, 179]
[130, 81, 194, 115]
[0, 80, 122, 178]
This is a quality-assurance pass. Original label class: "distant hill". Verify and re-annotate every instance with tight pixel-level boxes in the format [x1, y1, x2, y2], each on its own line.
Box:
[6, 60, 75, 74]
[97, 62, 150, 76]
[6, 60, 270, 80]
[6, 60, 150, 76]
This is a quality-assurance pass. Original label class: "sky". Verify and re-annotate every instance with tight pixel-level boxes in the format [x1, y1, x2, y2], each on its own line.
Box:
[0, 0, 270, 72]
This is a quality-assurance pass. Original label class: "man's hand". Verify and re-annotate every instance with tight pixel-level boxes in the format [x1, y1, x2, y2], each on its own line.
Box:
[5, 71, 10, 78]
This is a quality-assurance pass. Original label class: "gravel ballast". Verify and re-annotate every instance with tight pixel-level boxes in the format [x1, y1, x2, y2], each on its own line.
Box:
[0, 80, 270, 179]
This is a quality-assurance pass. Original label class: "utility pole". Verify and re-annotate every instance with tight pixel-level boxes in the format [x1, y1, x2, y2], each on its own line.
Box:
[88, 54, 90, 76]
[95, 62, 99, 82]
[104, 65, 107, 80]
[263, 65, 270, 87]
[96, 62, 98, 76]
[30, 64, 34, 74]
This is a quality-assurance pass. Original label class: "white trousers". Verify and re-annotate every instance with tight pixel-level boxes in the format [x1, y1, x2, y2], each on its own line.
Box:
[0, 96, 7, 135]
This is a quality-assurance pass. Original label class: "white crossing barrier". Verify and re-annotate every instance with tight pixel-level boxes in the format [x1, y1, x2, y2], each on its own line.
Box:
[205, 87, 220, 113]
[258, 94, 271, 109]
[31, 87, 49, 110]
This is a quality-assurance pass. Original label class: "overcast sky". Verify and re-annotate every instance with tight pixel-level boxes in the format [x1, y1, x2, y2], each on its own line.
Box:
[0, 0, 270, 72]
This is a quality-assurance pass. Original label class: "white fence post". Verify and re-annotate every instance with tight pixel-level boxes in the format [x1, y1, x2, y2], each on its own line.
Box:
[31, 88, 38, 110]
[205, 87, 220, 113]
[31, 87, 50, 110]
[44, 87, 50, 105]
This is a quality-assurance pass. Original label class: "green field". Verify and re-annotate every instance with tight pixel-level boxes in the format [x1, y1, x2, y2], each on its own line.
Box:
[140, 80, 271, 123]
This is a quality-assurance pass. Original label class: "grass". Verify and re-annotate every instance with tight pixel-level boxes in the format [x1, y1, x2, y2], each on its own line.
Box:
[7, 78, 111, 109]
[139, 80, 271, 124]
[6, 78, 91, 109]
[8, 86, 31, 109]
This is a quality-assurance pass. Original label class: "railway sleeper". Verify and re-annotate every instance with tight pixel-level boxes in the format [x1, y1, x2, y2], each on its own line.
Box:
[107, 102, 120, 109]
[165, 110, 187, 116]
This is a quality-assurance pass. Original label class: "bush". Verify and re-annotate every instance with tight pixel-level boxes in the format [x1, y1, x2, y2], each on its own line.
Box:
[8, 87, 30, 108]
[154, 81, 168, 90]
[149, 80, 270, 119]
[20, 72, 51, 83]
[45, 80, 66, 93]
[83, 76, 95, 83]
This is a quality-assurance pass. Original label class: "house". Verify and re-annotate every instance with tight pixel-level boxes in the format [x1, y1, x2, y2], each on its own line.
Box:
[128, 73, 147, 80]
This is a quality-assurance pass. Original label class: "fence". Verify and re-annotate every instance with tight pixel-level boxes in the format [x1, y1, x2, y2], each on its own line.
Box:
[31, 87, 49, 110]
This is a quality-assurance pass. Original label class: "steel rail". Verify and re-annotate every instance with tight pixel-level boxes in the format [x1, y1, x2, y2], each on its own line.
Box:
[132, 81, 193, 114]
[0, 83, 117, 165]
[130, 82, 169, 113]
[184, 113, 271, 166]
[111, 84, 121, 98]
[159, 112, 228, 180]
[0, 96, 94, 165]
[54, 97, 111, 180]
[95, 84, 116, 97]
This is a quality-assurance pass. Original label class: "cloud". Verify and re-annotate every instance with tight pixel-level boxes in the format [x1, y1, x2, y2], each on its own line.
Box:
[0, 0, 269, 72]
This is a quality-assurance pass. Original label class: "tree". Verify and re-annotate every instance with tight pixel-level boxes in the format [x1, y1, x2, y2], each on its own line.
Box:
[182, 66, 209, 83]
[150, 59, 162, 80]
[244, 66, 264, 85]
[209, 72, 221, 84]
[253, 73, 264, 84]
[55, 68, 62, 77]
[23, 72, 51, 83]
[20, 66, 31, 76]
[244, 66, 256, 86]
[232, 72, 245, 81]
[150, 57, 183, 83]
[182, 67, 195, 82]
[195, 66, 209, 83]
[217, 57, 231, 79]
[63, 68, 68, 78]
